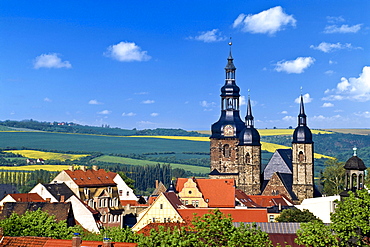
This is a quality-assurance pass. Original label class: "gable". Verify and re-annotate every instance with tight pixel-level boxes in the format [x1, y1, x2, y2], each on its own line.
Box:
[261, 173, 293, 201]
[263, 149, 292, 180]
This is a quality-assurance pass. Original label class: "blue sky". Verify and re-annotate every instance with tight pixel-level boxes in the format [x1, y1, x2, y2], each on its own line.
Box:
[1, 1, 369, 130]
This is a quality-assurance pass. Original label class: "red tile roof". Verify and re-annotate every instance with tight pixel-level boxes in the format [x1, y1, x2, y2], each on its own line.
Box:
[65, 169, 117, 187]
[176, 178, 235, 208]
[235, 189, 262, 207]
[0, 236, 50, 247]
[137, 222, 187, 236]
[163, 192, 184, 208]
[268, 233, 304, 247]
[120, 200, 140, 206]
[248, 195, 293, 207]
[44, 239, 137, 247]
[177, 208, 268, 223]
[6, 193, 45, 203]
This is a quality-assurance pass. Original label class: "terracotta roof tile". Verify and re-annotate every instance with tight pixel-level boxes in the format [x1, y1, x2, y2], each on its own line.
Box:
[0, 236, 50, 247]
[248, 195, 293, 207]
[7, 193, 45, 203]
[65, 169, 116, 187]
[177, 208, 268, 223]
[177, 178, 235, 208]
[137, 222, 186, 236]
[235, 189, 262, 207]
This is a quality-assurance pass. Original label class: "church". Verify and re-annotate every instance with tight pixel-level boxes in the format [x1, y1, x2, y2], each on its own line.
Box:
[209, 43, 321, 203]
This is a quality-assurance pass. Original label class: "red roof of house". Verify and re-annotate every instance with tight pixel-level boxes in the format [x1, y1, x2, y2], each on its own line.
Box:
[268, 233, 304, 247]
[176, 178, 235, 208]
[65, 169, 117, 187]
[7, 193, 45, 203]
[235, 189, 262, 207]
[247, 195, 294, 207]
[120, 200, 140, 206]
[177, 208, 268, 223]
[0, 236, 137, 247]
[137, 222, 187, 236]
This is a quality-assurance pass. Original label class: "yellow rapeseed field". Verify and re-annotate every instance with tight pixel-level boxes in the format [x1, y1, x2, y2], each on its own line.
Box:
[3, 150, 89, 161]
[127, 135, 334, 159]
[0, 165, 70, 171]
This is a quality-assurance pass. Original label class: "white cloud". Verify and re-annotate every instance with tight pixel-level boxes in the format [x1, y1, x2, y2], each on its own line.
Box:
[323, 66, 370, 102]
[150, 113, 159, 117]
[98, 110, 111, 115]
[142, 100, 155, 104]
[104, 41, 151, 62]
[233, 6, 296, 35]
[44, 97, 52, 102]
[138, 121, 156, 126]
[354, 111, 370, 118]
[324, 24, 362, 34]
[310, 42, 362, 53]
[329, 60, 337, 65]
[282, 116, 295, 121]
[122, 112, 136, 117]
[325, 70, 334, 75]
[33, 53, 71, 69]
[295, 93, 313, 104]
[240, 96, 246, 106]
[275, 57, 315, 74]
[200, 100, 216, 108]
[322, 102, 334, 107]
[191, 29, 227, 43]
[135, 92, 149, 95]
[326, 16, 345, 24]
[281, 111, 288, 114]
[89, 99, 103, 105]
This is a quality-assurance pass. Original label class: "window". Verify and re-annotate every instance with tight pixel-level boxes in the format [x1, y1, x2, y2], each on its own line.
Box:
[152, 218, 156, 223]
[160, 204, 163, 209]
[223, 144, 230, 158]
[119, 190, 123, 196]
[107, 186, 112, 194]
[269, 215, 275, 222]
[246, 153, 251, 164]
[84, 187, 89, 195]
[192, 200, 199, 207]
[298, 151, 304, 162]
[126, 191, 129, 196]
[184, 200, 188, 205]
[101, 215, 106, 223]
[352, 173, 357, 189]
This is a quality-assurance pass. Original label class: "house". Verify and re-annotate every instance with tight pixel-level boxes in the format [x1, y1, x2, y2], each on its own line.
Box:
[30, 182, 101, 232]
[175, 178, 235, 208]
[0, 193, 45, 206]
[51, 166, 124, 228]
[108, 171, 139, 206]
[0, 202, 75, 226]
[132, 191, 269, 232]
[295, 195, 340, 223]
[0, 234, 138, 247]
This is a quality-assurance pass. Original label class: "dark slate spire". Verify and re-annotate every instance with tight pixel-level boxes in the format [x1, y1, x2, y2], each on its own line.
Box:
[292, 94, 313, 144]
[166, 180, 177, 193]
[239, 93, 261, 146]
[211, 41, 244, 139]
[245, 94, 254, 127]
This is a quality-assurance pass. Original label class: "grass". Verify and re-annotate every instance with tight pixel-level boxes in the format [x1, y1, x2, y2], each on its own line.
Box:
[3, 150, 89, 161]
[324, 129, 370, 135]
[0, 164, 69, 171]
[93, 155, 209, 173]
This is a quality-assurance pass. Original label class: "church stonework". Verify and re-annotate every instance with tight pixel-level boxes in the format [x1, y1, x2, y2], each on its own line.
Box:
[209, 44, 317, 203]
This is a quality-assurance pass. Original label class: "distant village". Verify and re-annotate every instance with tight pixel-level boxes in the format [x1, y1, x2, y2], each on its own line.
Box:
[0, 47, 368, 247]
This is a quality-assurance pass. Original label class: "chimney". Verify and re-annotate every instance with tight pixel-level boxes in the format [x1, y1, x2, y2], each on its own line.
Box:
[69, 165, 74, 171]
[155, 180, 159, 188]
[60, 195, 65, 202]
[46, 198, 51, 202]
[92, 165, 98, 171]
[103, 238, 113, 247]
[81, 166, 87, 172]
[72, 233, 82, 247]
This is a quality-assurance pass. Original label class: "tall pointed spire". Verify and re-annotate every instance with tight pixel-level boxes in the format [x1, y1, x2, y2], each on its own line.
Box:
[298, 94, 307, 126]
[245, 91, 254, 128]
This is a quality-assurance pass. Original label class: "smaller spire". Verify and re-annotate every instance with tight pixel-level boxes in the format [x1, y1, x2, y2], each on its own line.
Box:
[353, 147, 357, 156]
[298, 93, 307, 126]
[245, 90, 254, 127]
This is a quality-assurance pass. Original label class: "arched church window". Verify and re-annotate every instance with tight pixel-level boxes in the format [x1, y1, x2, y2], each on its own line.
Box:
[246, 153, 251, 164]
[352, 173, 357, 189]
[298, 151, 304, 162]
[223, 144, 230, 158]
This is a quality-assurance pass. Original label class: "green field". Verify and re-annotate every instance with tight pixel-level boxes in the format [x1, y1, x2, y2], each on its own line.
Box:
[93, 155, 209, 173]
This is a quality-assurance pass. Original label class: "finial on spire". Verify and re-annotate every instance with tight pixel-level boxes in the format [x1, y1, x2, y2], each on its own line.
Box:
[229, 37, 232, 46]
[353, 146, 357, 156]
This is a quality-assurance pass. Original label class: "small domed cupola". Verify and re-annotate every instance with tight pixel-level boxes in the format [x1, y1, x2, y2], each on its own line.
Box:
[344, 147, 367, 171]
[239, 95, 261, 146]
[292, 94, 313, 144]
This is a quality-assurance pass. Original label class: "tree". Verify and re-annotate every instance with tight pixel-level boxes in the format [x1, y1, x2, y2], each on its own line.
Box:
[275, 208, 321, 223]
[320, 159, 345, 196]
[296, 220, 339, 247]
[0, 209, 83, 239]
[331, 190, 370, 246]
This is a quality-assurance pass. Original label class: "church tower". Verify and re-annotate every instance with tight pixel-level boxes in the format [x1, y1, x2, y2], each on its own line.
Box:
[210, 42, 245, 180]
[292, 95, 314, 202]
[237, 95, 261, 194]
